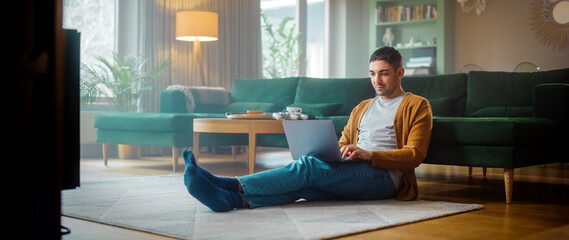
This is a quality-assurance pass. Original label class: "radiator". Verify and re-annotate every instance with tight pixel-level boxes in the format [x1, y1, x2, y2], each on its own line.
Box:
[80, 111, 99, 144]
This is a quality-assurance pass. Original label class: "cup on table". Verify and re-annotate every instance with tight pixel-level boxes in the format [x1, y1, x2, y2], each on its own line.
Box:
[286, 107, 302, 116]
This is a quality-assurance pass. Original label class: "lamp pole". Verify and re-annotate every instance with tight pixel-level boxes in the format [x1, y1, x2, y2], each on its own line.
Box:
[192, 39, 206, 85]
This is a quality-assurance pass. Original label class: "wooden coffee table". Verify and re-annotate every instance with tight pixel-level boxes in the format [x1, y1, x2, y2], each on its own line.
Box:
[193, 118, 285, 174]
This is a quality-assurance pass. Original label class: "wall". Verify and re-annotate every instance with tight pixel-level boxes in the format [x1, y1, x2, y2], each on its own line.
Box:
[454, 0, 569, 72]
[327, 0, 370, 78]
[327, 0, 346, 77]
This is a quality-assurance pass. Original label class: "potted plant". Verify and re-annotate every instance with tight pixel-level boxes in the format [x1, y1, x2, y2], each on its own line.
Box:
[80, 51, 171, 112]
[80, 52, 171, 158]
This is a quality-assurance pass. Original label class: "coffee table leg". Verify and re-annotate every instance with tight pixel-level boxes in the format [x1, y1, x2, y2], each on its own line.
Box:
[193, 132, 200, 162]
[248, 132, 256, 174]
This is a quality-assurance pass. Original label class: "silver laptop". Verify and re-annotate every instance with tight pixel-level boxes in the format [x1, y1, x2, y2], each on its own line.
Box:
[282, 120, 347, 162]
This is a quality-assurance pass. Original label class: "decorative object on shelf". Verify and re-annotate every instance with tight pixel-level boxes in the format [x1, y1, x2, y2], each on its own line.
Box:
[529, 0, 569, 50]
[383, 27, 395, 46]
[405, 37, 415, 47]
[457, 0, 486, 16]
[175, 11, 219, 85]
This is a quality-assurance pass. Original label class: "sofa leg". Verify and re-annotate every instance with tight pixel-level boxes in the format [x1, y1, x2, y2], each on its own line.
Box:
[102, 143, 109, 166]
[172, 147, 180, 172]
[231, 145, 236, 160]
[468, 167, 473, 175]
[483, 167, 487, 176]
[504, 168, 514, 204]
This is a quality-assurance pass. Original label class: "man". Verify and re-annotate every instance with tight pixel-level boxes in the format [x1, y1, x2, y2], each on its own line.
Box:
[183, 46, 433, 212]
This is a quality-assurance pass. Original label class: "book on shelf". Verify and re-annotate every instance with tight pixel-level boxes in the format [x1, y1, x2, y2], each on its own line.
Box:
[375, 6, 382, 24]
[407, 67, 435, 75]
[407, 56, 436, 75]
[409, 56, 434, 63]
[375, 4, 437, 23]
[406, 56, 435, 68]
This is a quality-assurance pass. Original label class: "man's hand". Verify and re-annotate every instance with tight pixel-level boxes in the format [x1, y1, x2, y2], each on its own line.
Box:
[340, 144, 372, 161]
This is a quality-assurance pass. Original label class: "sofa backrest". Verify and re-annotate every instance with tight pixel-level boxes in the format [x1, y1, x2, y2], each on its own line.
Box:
[225, 77, 299, 113]
[402, 73, 467, 117]
[465, 68, 569, 117]
[293, 77, 376, 115]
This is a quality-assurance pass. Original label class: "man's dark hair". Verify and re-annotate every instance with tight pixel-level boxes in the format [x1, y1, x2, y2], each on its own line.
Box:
[369, 46, 402, 71]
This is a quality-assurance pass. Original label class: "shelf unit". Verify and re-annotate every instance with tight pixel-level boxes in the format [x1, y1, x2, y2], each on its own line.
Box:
[369, 0, 454, 75]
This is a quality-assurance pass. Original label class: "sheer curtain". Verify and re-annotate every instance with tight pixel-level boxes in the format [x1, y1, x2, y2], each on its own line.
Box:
[141, 0, 262, 112]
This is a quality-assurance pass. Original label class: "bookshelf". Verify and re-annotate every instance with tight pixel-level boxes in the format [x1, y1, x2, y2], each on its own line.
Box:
[369, 0, 454, 75]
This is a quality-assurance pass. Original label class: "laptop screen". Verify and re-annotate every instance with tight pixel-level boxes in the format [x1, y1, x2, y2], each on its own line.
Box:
[282, 120, 344, 161]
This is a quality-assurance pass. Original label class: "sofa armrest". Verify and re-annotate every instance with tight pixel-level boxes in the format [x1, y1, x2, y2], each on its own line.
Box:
[160, 86, 230, 114]
[160, 90, 189, 113]
[533, 83, 569, 123]
[189, 86, 229, 113]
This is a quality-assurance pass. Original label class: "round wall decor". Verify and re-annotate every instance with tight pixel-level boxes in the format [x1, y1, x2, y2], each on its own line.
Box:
[529, 0, 569, 50]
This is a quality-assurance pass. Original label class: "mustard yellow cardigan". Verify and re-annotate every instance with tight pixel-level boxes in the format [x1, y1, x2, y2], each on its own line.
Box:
[338, 93, 433, 201]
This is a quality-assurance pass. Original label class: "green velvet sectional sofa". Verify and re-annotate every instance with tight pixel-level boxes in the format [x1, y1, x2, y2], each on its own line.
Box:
[95, 67, 569, 203]
[95, 77, 375, 172]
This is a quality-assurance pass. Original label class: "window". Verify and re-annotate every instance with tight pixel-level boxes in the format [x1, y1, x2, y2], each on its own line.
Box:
[260, 0, 325, 78]
[62, 0, 116, 65]
[306, 0, 325, 77]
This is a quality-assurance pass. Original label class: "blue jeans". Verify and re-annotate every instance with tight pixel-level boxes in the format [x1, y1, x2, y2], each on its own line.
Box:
[237, 155, 398, 208]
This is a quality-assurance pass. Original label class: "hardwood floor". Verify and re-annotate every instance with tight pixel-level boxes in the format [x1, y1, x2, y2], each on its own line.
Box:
[62, 147, 569, 240]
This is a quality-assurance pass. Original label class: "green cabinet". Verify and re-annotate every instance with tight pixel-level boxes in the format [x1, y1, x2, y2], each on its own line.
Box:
[369, 0, 454, 75]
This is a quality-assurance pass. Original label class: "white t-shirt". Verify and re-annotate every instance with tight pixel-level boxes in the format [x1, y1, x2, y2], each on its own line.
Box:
[357, 95, 404, 191]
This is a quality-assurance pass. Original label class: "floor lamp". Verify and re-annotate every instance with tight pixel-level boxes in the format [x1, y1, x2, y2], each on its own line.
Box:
[175, 11, 218, 85]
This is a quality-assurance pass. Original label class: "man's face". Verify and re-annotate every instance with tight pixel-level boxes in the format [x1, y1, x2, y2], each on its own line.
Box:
[369, 60, 404, 99]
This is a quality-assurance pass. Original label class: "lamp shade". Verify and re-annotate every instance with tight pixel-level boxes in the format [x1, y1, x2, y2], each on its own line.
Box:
[175, 11, 218, 42]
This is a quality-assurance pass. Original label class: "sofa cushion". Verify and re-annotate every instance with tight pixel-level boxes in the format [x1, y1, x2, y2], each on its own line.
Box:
[94, 112, 225, 132]
[401, 73, 467, 117]
[284, 103, 342, 116]
[96, 130, 194, 147]
[221, 102, 283, 113]
[229, 77, 299, 108]
[95, 113, 196, 132]
[294, 77, 376, 115]
[430, 116, 562, 146]
[465, 68, 569, 117]
[470, 107, 533, 117]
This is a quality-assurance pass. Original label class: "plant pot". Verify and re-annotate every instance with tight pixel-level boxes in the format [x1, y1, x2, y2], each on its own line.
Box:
[118, 144, 141, 159]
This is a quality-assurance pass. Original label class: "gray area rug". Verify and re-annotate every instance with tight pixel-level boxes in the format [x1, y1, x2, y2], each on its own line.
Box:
[62, 175, 483, 240]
